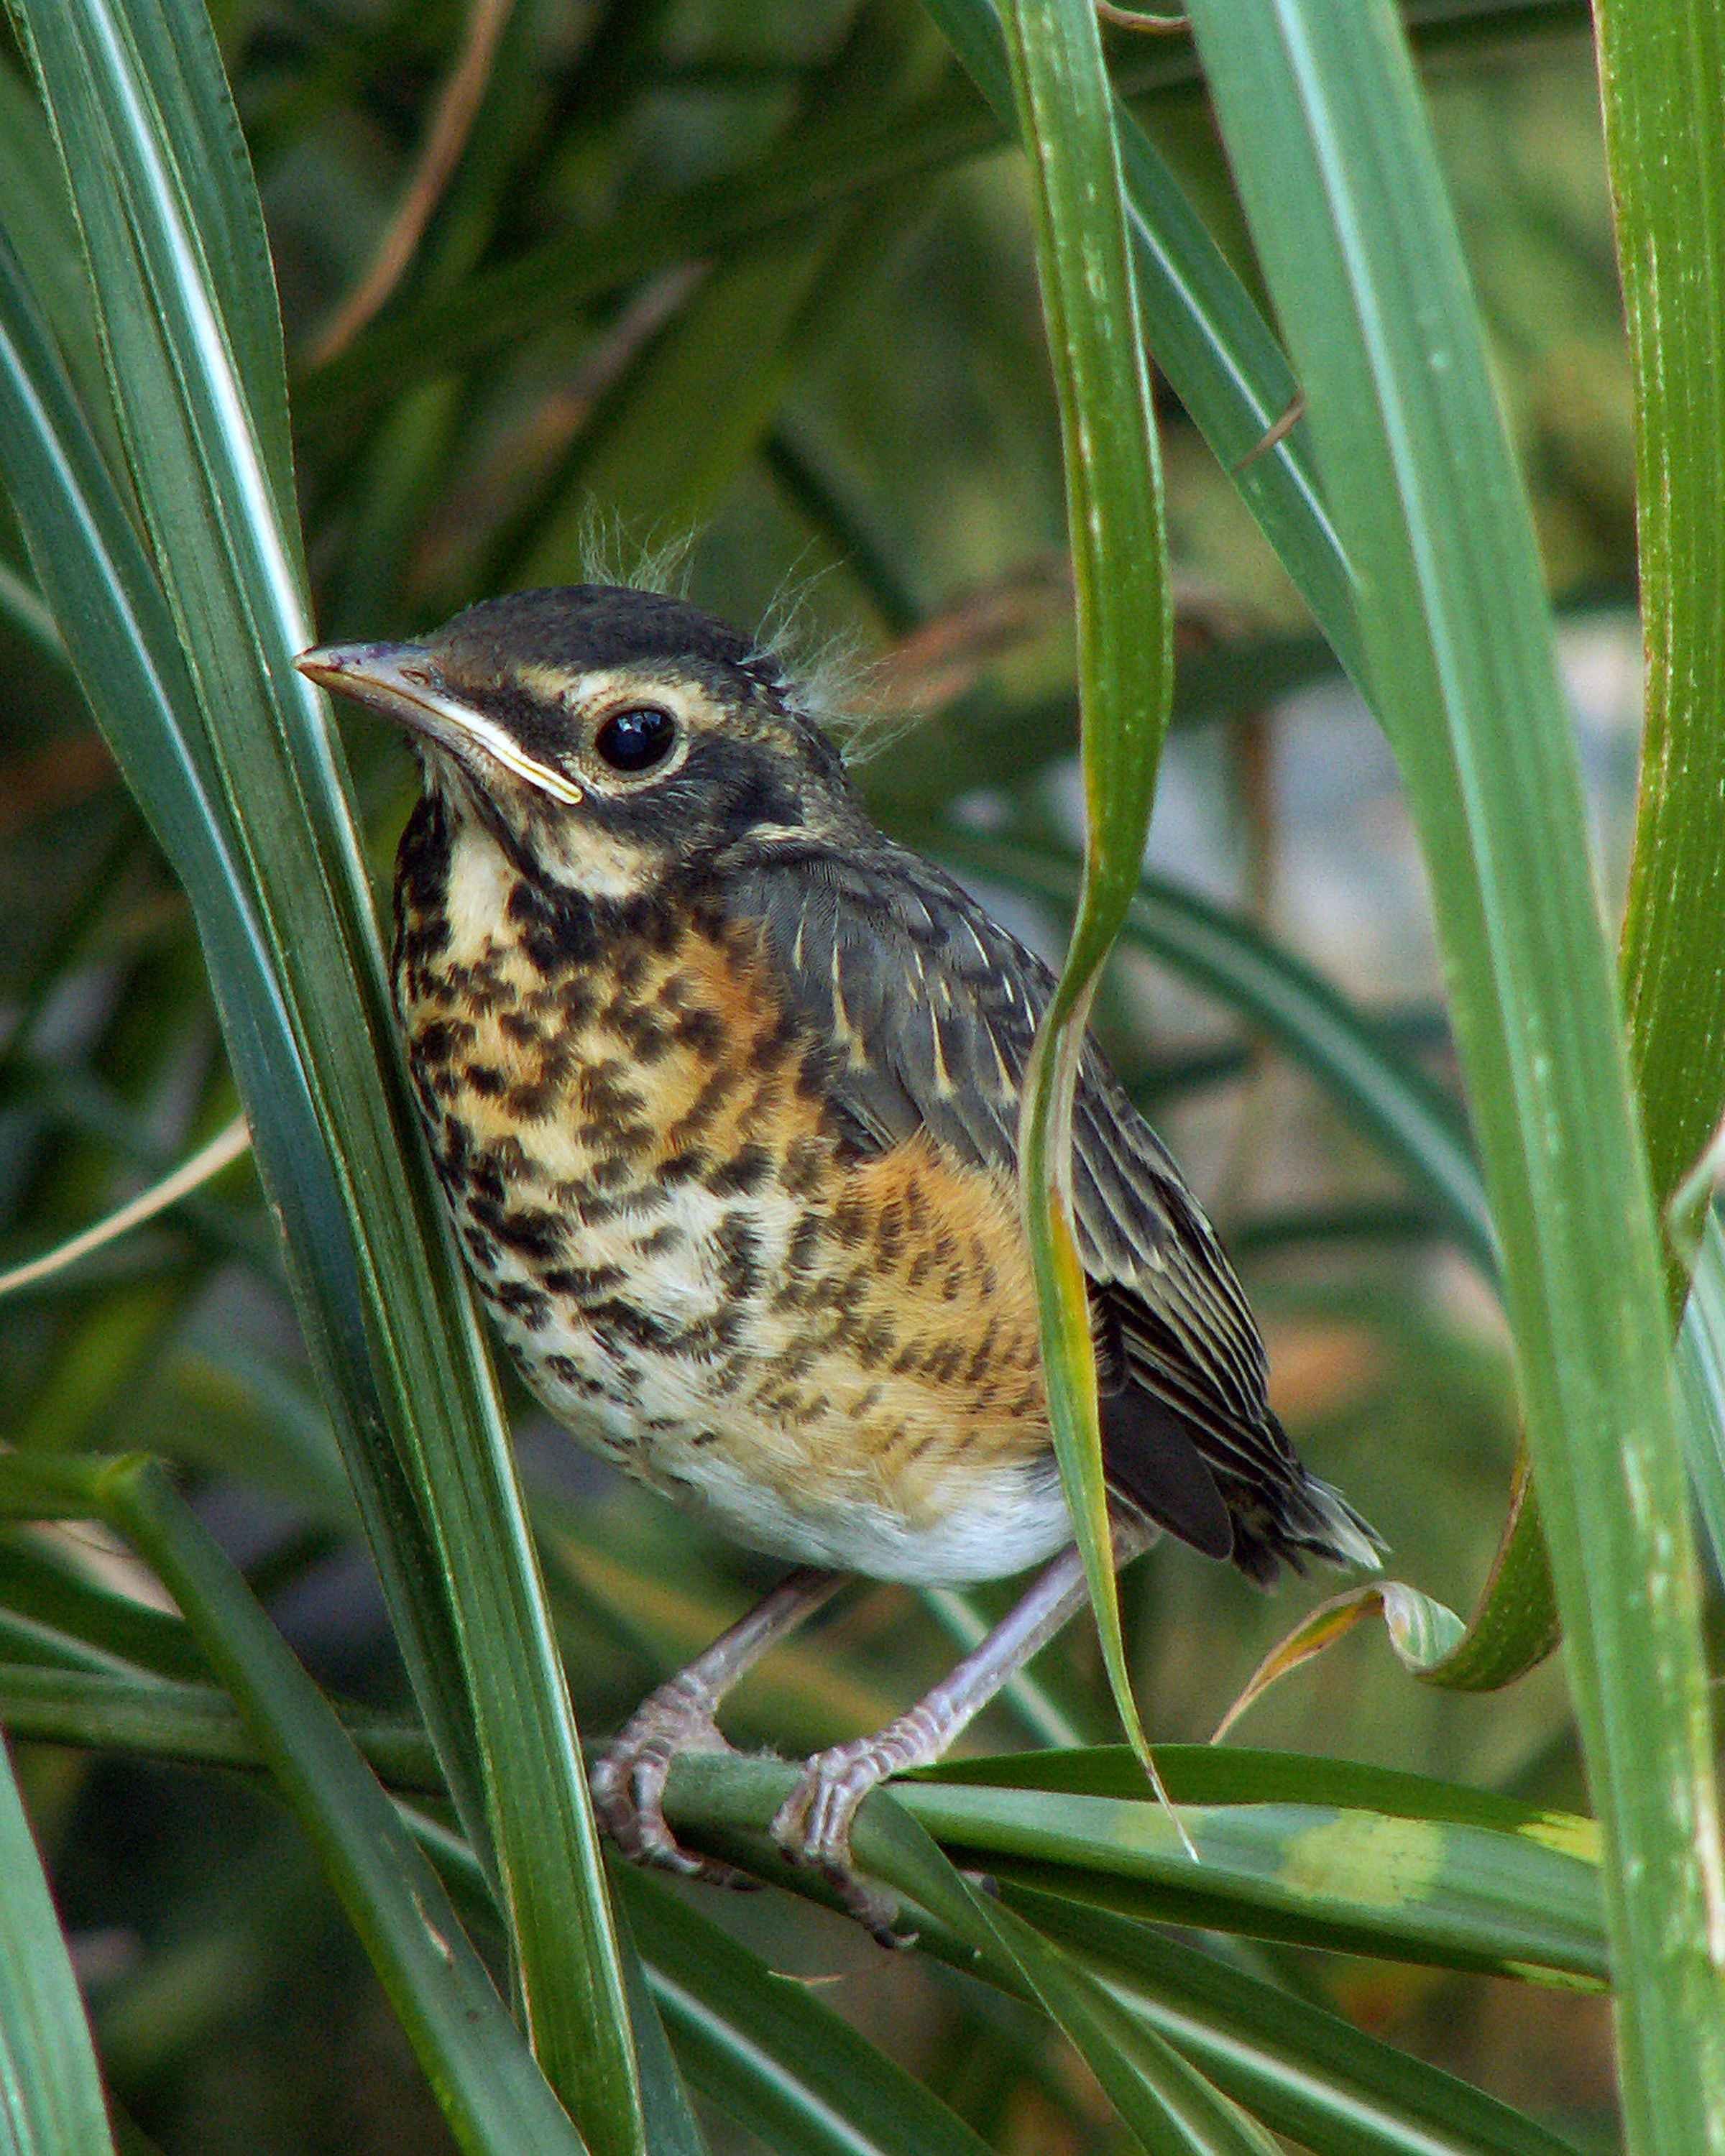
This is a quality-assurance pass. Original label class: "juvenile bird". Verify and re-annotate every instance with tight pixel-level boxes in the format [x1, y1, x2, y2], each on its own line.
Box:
[298, 586, 1377, 1938]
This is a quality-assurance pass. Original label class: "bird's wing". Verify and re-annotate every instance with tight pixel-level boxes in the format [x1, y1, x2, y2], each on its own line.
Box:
[731, 839, 1305, 1563]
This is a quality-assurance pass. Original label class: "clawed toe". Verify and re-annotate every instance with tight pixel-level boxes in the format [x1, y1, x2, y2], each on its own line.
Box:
[590, 1694, 757, 1893]
[770, 1741, 914, 1947]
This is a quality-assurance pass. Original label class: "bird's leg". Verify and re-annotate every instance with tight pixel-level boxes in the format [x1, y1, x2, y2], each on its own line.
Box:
[770, 1515, 1154, 1943]
[591, 1565, 844, 1889]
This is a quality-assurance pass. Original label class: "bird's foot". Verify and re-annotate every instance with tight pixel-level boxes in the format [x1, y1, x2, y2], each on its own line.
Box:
[590, 1677, 759, 1892]
[770, 1717, 937, 1947]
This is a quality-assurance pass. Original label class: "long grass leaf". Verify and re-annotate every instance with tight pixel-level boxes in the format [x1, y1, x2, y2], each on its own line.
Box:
[1598, 1, 1725, 1313]
[993, 0, 1174, 1805]
[4, 4, 650, 2140]
[0, 1729, 117, 2156]
[29, 1454, 590, 2156]
[1181, 3, 1725, 2144]
[1006, 1886, 1582, 2156]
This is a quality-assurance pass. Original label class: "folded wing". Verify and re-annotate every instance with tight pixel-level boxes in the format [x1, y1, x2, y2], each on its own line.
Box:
[730, 838, 1379, 1581]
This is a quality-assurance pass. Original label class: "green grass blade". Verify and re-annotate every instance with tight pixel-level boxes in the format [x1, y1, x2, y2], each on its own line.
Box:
[1676, 1211, 1725, 1579]
[0, 9, 494, 1854]
[891, 1777, 1604, 1986]
[1006, 1887, 1583, 2156]
[652, 1751, 1604, 1986]
[0, 1659, 443, 1790]
[923, 831, 1495, 1274]
[1597, 0, 1725, 1309]
[5, 4, 653, 2141]
[1181, 3, 1725, 2145]
[0, 1531, 210, 1682]
[103, 0, 298, 545]
[993, 0, 1174, 1801]
[922, 0, 1361, 679]
[81, 1456, 593, 2156]
[0, 1650, 1610, 2000]
[0, 1730, 118, 2156]
[617, 1868, 997, 2156]
[811, 1772, 1284, 2156]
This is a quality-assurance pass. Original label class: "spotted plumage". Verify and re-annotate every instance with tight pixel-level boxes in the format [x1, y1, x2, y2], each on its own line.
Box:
[298, 583, 1378, 1937]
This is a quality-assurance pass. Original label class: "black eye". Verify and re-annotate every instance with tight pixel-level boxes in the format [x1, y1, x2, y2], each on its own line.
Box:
[593, 705, 678, 774]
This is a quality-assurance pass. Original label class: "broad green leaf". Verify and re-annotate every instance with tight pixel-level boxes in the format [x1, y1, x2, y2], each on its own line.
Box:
[1182, 2, 1725, 2145]
[0, 1728, 117, 2156]
[995, 0, 1174, 1808]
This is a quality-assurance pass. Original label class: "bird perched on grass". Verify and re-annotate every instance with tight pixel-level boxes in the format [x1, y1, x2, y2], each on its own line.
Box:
[298, 585, 1378, 1940]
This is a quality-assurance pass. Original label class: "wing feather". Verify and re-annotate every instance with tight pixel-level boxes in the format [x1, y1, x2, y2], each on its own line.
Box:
[729, 839, 1376, 1576]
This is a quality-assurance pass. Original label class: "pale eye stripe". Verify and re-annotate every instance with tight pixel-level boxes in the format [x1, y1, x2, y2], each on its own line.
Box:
[446, 705, 586, 805]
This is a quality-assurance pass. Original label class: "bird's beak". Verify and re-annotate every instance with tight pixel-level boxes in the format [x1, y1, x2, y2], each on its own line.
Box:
[294, 640, 584, 806]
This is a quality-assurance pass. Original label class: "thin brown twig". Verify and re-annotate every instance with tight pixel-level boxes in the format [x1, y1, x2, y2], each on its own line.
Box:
[869, 558, 1074, 714]
[308, 0, 515, 366]
[1233, 390, 1307, 471]
[1095, 1, 1189, 32]
[0, 1117, 252, 1300]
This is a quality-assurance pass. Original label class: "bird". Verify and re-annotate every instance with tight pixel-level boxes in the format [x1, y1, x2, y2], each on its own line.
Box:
[296, 584, 1379, 1940]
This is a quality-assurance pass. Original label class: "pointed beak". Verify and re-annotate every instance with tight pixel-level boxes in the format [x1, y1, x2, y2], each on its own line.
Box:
[294, 640, 583, 805]
[295, 639, 438, 730]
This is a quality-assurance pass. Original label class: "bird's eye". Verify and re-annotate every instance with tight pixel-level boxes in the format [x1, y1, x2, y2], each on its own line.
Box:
[593, 705, 678, 775]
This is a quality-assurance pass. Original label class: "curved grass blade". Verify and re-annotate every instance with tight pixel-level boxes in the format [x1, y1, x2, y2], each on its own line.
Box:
[1182, 1, 1725, 2142]
[0, 1728, 117, 2156]
[4, 4, 653, 2139]
[922, 831, 1494, 1273]
[1598, 0, 1725, 1315]
[922, 0, 1360, 680]
[1008, 1886, 1583, 2156]
[617, 1866, 998, 2156]
[1213, 1585, 1466, 1740]
[0, 1452, 591, 2156]
[993, 0, 1175, 1808]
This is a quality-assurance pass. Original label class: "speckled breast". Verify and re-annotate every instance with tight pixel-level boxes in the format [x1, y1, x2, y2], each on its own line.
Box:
[390, 795, 1067, 1584]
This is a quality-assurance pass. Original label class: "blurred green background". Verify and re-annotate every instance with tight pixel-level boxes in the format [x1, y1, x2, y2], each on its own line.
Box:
[0, 1, 1637, 2147]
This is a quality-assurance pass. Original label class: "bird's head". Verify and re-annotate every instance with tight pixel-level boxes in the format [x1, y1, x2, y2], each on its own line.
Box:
[296, 586, 859, 898]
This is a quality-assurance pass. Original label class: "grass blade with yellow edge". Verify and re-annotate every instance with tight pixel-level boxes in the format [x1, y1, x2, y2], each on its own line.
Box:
[995, 0, 1177, 1822]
